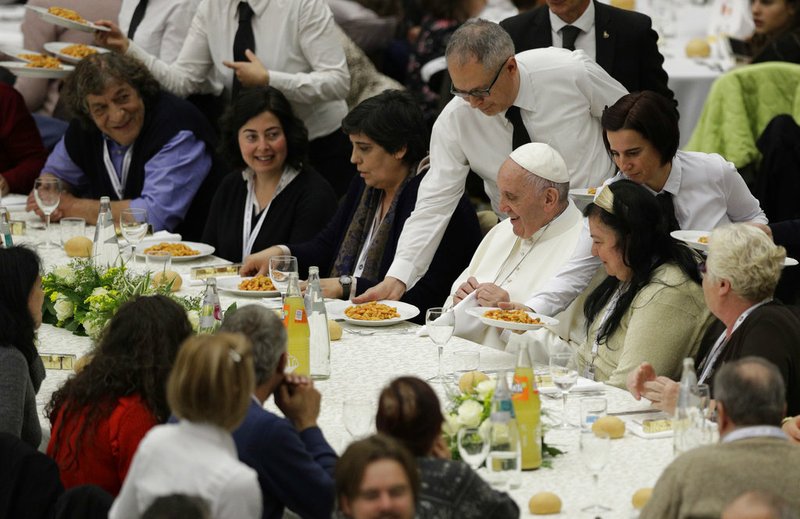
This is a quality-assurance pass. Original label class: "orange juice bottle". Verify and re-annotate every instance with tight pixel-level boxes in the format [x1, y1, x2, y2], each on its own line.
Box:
[283, 272, 310, 376]
[512, 343, 542, 470]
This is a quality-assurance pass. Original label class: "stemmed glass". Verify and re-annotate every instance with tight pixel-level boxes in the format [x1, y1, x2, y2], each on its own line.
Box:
[457, 426, 490, 470]
[550, 351, 578, 430]
[120, 208, 148, 263]
[33, 177, 62, 249]
[343, 400, 374, 440]
[426, 307, 455, 384]
[269, 255, 298, 298]
[581, 431, 612, 513]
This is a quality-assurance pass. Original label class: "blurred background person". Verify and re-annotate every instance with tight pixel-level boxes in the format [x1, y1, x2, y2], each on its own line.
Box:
[722, 490, 799, 519]
[0, 247, 45, 449]
[47, 296, 193, 496]
[335, 434, 417, 519]
[0, 83, 47, 195]
[575, 181, 712, 388]
[751, 0, 800, 63]
[141, 495, 211, 519]
[629, 224, 800, 417]
[243, 90, 480, 318]
[109, 333, 261, 519]
[15, 0, 121, 148]
[202, 87, 337, 263]
[26, 53, 223, 240]
[375, 376, 519, 517]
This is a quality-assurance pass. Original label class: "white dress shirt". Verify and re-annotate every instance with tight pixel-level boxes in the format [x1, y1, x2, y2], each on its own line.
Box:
[109, 421, 262, 519]
[549, 0, 596, 60]
[386, 47, 627, 288]
[119, 0, 202, 64]
[525, 150, 768, 316]
[126, 0, 349, 139]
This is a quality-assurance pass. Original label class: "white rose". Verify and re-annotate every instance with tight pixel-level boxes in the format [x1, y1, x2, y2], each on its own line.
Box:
[475, 379, 496, 400]
[83, 318, 104, 339]
[54, 265, 77, 284]
[53, 297, 74, 321]
[187, 310, 200, 331]
[91, 287, 108, 297]
[478, 417, 492, 438]
[442, 413, 462, 437]
[457, 399, 484, 428]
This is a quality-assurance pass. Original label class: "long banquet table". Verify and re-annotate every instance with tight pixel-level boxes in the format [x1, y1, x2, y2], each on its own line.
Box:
[16, 213, 676, 519]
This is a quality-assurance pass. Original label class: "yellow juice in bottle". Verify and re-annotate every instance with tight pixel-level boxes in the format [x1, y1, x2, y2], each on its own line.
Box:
[283, 272, 310, 376]
[512, 366, 542, 470]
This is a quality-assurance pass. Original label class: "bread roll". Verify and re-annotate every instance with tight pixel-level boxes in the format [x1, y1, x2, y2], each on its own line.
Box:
[152, 270, 182, 292]
[632, 488, 653, 510]
[328, 320, 342, 341]
[592, 416, 626, 439]
[528, 492, 562, 515]
[64, 236, 92, 257]
[686, 38, 711, 58]
[459, 370, 489, 393]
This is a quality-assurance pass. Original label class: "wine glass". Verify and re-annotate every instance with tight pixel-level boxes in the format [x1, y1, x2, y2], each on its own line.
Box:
[549, 351, 578, 430]
[342, 400, 373, 439]
[581, 431, 612, 513]
[457, 426, 490, 470]
[426, 307, 455, 384]
[33, 177, 62, 249]
[269, 255, 298, 298]
[120, 208, 148, 263]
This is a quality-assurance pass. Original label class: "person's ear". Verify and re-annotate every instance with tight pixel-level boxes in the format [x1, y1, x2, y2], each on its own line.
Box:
[340, 495, 352, 517]
[394, 145, 407, 162]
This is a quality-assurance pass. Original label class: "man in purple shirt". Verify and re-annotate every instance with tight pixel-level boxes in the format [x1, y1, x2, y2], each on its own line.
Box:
[26, 53, 221, 238]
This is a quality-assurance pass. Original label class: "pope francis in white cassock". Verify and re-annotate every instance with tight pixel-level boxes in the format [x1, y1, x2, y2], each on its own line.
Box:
[446, 143, 586, 351]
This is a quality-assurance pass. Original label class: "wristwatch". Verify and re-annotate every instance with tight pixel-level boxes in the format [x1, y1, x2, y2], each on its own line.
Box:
[339, 275, 353, 300]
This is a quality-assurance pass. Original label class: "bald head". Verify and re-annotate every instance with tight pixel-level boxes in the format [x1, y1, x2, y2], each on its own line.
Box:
[722, 491, 798, 519]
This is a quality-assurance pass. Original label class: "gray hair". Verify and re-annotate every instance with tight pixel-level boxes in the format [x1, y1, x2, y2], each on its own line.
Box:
[445, 19, 515, 72]
[707, 224, 785, 302]
[220, 305, 287, 386]
[724, 491, 799, 519]
[714, 357, 786, 427]
[525, 173, 569, 207]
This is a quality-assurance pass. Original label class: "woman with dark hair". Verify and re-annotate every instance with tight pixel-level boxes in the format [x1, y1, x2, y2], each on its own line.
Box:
[202, 86, 338, 262]
[242, 90, 480, 316]
[25, 52, 223, 240]
[750, 0, 800, 63]
[375, 376, 518, 518]
[576, 180, 714, 388]
[0, 247, 45, 448]
[46, 295, 193, 495]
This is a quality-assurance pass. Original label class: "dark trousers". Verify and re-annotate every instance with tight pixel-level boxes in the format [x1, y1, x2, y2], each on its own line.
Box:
[309, 127, 357, 198]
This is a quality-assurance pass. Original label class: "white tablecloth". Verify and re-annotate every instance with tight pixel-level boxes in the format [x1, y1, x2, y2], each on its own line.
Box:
[18, 213, 676, 519]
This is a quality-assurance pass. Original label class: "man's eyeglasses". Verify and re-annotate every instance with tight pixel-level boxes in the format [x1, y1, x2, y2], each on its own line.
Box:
[450, 58, 510, 99]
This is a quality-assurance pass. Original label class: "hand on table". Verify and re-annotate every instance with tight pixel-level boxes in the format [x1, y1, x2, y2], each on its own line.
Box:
[352, 276, 406, 303]
[319, 277, 344, 299]
[640, 376, 680, 415]
[93, 21, 129, 53]
[627, 362, 657, 399]
[275, 374, 321, 432]
[223, 50, 269, 87]
[241, 246, 283, 276]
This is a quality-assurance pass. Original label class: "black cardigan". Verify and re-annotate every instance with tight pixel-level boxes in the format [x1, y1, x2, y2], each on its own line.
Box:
[289, 171, 482, 322]
[202, 167, 338, 262]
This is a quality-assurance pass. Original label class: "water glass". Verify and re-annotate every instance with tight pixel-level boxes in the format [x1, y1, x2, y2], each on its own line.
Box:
[269, 255, 298, 296]
[486, 420, 521, 490]
[550, 352, 578, 430]
[450, 349, 480, 382]
[120, 208, 148, 260]
[145, 251, 172, 273]
[581, 432, 612, 513]
[34, 177, 62, 248]
[457, 426, 490, 470]
[426, 307, 455, 384]
[60, 217, 85, 245]
[343, 400, 374, 439]
[580, 397, 607, 432]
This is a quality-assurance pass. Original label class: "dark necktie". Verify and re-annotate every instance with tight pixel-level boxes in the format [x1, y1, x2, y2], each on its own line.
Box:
[127, 0, 149, 40]
[657, 192, 681, 233]
[561, 25, 581, 51]
[505, 105, 532, 151]
[232, 2, 255, 96]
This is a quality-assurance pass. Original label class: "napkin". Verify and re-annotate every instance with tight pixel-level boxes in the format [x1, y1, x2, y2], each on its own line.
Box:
[416, 291, 484, 338]
[1, 193, 28, 210]
[148, 230, 182, 242]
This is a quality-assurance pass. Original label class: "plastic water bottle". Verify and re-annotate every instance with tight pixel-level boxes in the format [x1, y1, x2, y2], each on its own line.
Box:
[488, 370, 521, 488]
[92, 196, 120, 267]
[306, 267, 330, 380]
[673, 357, 702, 455]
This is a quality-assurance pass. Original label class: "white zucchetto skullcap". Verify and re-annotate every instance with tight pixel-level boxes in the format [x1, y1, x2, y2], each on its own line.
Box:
[508, 143, 569, 183]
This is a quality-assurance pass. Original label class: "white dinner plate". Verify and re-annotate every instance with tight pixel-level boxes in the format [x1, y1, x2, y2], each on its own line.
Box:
[0, 60, 74, 79]
[327, 299, 420, 327]
[0, 46, 41, 62]
[466, 306, 558, 331]
[671, 229, 710, 252]
[568, 187, 599, 201]
[25, 5, 110, 32]
[44, 41, 108, 64]
[136, 240, 215, 262]
[216, 276, 280, 297]
[536, 375, 605, 395]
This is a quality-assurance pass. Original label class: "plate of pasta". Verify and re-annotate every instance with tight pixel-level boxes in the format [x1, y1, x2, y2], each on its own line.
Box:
[0, 59, 74, 78]
[26, 5, 110, 32]
[216, 276, 279, 297]
[136, 241, 215, 262]
[671, 230, 710, 252]
[568, 187, 599, 201]
[328, 300, 419, 327]
[44, 42, 107, 64]
[466, 307, 558, 331]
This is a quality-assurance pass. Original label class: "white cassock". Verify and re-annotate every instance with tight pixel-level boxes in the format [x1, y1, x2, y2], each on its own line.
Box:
[446, 200, 585, 350]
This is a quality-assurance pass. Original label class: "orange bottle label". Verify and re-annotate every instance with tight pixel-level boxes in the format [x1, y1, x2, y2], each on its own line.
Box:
[512, 375, 529, 402]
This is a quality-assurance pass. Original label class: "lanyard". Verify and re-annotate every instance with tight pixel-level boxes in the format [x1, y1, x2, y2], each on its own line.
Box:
[353, 194, 385, 277]
[102, 141, 134, 200]
[698, 299, 772, 383]
[241, 167, 296, 259]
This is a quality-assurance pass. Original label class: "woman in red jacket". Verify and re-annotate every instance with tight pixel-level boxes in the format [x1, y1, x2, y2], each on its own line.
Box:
[46, 295, 192, 495]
